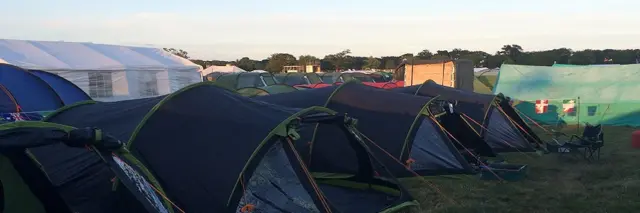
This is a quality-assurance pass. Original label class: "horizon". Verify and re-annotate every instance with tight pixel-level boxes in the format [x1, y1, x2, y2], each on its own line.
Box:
[3, 0, 640, 61]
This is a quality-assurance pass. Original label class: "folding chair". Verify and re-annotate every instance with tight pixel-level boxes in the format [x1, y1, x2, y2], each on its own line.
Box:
[550, 123, 604, 162]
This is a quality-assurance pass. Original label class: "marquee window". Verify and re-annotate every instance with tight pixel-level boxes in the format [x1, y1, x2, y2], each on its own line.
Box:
[139, 72, 159, 97]
[88, 72, 113, 98]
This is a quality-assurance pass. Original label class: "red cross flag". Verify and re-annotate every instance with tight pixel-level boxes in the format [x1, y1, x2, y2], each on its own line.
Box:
[562, 99, 576, 113]
[535, 100, 548, 114]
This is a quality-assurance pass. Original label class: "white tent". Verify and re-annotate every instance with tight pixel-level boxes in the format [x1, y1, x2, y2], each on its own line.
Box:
[0, 39, 203, 101]
[201, 64, 246, 76]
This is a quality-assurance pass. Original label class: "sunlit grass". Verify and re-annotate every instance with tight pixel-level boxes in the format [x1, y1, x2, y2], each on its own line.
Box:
[403, 125, 640, 212]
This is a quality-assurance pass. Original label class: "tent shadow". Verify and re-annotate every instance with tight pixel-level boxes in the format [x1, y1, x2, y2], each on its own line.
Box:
[601, 109, 640, 126]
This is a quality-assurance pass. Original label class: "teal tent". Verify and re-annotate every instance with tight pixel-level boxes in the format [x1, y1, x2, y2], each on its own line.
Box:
[494, 64, 640, 126]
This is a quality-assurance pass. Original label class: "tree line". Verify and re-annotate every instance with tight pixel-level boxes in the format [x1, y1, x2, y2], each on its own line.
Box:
[165, 45, 640, 73]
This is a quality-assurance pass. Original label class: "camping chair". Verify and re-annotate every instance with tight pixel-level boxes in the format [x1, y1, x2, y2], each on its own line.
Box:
[550, 123, 604, 162]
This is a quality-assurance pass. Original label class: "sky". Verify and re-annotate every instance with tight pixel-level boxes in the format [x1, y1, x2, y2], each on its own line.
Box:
[2, 0, 640, 60]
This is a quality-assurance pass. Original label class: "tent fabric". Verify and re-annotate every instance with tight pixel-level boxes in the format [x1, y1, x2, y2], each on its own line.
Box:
[0, 64, 90, 113]
[261, 84, 299, 94]
[235, 87, 270, 97]
[0, 124, 124, 213]
[436, 112, 497, 157]
[495, 64, 640, 126]
[255, 82, 475, 176]
[200, 65, 245, 77]
[0, 64, 65, 112]
[0, 39, 203, 102]
[274, 73, 330, 88]
[0, 39, 200, 71]
[38, 82, 415, 212]
[0, 154, 50, 213]
[275, 73, 323, 85]
[235, 85, 299, 97]
[213, 72, 279, 90]
[28, 70, 92, 105]
[28, 98, 161, 213]
[392, 80, 536, 152]
[0, 122, 176, 213]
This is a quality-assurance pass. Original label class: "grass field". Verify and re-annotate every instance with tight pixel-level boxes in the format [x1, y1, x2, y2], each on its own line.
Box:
[402, 125, 640, 213]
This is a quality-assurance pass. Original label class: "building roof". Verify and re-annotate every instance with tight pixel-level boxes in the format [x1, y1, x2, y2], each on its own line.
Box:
[0, 39, 202, 71]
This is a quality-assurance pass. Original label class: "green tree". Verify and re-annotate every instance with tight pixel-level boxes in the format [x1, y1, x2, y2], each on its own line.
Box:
[434, 50, 450, 59]
[485, 55, 509, 69]
[384, 59, 397, 69]
[569, 50, 597, 65]
[350, 56, 367, 70]
[400, 53, 414, 61]
[460, 51, 490, 67]
[416, 49, 433, 59]
[363, 56, 381, 70]
[235, 57, 257, 71]
[163, 48, 190, 59]
[265, 53, 297, 73]
[323, 49, 352, 71]
[499, 44, 524, 62]
[298, 55, 320, 65]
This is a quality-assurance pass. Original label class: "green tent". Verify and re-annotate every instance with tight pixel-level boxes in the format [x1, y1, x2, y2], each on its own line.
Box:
[236, 84, 299, 97]
[473, 77, 493, 94]
[494, 64, 640, 126]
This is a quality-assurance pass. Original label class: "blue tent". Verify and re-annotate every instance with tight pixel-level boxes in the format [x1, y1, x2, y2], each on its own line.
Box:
[28, 70, 91, 105]
[0, 64, 90, 113]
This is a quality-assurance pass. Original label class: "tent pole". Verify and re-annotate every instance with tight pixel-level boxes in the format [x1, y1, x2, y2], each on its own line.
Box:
[576, 96, 580, 134]
[410, 58, 414, 86]
[441, 62, 445, 86]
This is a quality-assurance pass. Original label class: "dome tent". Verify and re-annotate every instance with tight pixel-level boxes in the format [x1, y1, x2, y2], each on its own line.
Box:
[255, 81, 494, 177]
[36, 82, 417, 212]
[393, 80, 543, 152]
[0, 64, 90, 114]
[210, 72, 278, 90]
[0, 121, 170, 213]
[318, 72, 397, 89]
[274, 72, 332, 88]
[28, 69, 91, 105]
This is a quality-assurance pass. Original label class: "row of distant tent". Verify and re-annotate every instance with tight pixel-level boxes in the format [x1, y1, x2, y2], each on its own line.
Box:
[204, 71, 399, 95]
[0, 77, 544, 213]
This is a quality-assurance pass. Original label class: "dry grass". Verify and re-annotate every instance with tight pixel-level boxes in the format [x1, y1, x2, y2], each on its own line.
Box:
[402, 125, 640, 213]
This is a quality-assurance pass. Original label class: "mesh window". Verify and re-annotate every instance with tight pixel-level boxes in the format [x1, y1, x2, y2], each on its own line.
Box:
[349, 74, 375, 83]
[237, 75, 258, 88]
[484, 109, 530, 151]
[409, 118, 464, 171]
[261, 75, 277, 86]
[175, 74, 194, 90]
[306, 74, 322, 84]
[88, 72, 113, 98]
[274, 76, 286, 84]
[321, 76, 334, 83]
[286, 76, 307, 85]
[236, 142, 321, 213]
[139, 72, 159, 97]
